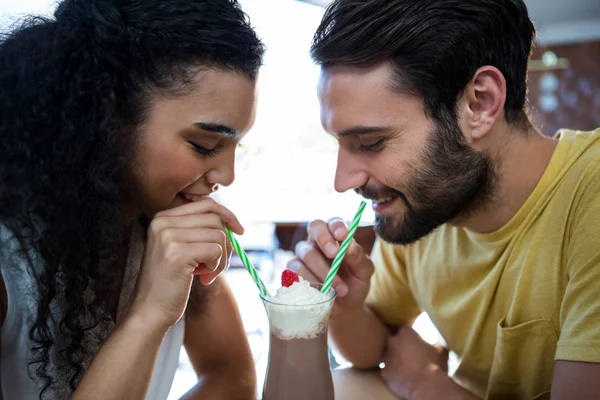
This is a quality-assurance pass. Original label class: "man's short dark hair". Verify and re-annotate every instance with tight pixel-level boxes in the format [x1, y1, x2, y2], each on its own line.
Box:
[311, 0, 536, 127]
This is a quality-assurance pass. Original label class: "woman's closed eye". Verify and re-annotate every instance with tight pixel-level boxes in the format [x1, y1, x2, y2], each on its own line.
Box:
[189, 141, 221, 157]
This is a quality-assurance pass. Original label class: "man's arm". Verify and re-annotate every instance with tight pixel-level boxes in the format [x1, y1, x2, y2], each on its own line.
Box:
[180, 276, 255, 400]
[549, 163, 600, 399]
[335, 325, 600, 400]
[329, 302, 391, 369]
[550, 361, 600, 399]
[411, 370, 481, 400]
[381, 325, 480, 400]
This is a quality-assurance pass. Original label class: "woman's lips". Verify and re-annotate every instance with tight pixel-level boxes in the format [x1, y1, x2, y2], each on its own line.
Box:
[177, 193, 193, 204]
[178, 193, 209, 203]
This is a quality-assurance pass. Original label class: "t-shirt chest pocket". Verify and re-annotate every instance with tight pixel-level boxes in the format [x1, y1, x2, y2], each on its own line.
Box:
[486, 317, 558, 399]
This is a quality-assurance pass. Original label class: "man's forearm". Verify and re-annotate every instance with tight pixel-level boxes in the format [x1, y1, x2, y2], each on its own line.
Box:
[411, 369, 480, 400]
[329, 305, 390, 368]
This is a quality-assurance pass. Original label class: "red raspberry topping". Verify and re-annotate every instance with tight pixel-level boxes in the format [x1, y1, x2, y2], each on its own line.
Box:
[281, 269, 300, 287]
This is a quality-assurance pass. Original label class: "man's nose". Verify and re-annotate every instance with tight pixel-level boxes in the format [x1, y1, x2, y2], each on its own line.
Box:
[334, 149, 368, 193]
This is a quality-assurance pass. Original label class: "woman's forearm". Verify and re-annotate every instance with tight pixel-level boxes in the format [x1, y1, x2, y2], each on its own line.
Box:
[179, 366, 256, 400]
[73, 311, 168, 400]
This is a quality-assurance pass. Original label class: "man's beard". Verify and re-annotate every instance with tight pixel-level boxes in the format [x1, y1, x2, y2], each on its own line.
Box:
[357, 118, 497, 245]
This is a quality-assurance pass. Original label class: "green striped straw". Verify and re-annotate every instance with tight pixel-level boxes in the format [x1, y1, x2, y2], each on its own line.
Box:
[225, 226, 269, 296]
[322, 201, 367, 293]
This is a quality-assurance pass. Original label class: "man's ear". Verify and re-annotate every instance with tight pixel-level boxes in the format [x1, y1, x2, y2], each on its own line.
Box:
[456, 65, 507, 144]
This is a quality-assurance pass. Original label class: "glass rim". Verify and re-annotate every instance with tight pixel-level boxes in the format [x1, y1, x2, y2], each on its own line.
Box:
[260, 282, 336, 306]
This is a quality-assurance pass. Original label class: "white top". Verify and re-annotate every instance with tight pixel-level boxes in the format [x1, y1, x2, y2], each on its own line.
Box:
[0, 224, 184, 399]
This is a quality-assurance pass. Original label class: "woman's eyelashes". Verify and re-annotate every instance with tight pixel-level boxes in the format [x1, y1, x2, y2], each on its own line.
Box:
[189, 141, 221, 157]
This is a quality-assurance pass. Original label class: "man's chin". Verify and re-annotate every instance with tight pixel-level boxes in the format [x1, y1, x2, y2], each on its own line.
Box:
[374, 213, 442, 245]
[374, 215, 411, 244]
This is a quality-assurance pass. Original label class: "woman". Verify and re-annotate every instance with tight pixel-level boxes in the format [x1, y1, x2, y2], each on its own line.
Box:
[0, 0, 264, 399]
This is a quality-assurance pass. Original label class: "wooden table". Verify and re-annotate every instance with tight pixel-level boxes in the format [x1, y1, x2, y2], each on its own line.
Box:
[333, 368, 400, 400]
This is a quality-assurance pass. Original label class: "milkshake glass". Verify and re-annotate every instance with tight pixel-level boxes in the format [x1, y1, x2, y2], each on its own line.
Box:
[261, 282, 336, 400]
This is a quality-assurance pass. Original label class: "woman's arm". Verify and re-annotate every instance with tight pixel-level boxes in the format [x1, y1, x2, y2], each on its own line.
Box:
[74, 200, 244, 399]
[72, 307, 169, 399]
[180, 276, 256, 400]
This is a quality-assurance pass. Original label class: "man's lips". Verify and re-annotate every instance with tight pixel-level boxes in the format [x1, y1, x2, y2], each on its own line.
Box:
[371, 197, 400, 213]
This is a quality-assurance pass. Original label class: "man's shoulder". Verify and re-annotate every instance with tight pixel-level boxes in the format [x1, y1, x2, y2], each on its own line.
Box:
[569, 139, 600, 198]
[552, 129, 600, 200]
[559, 128, 600, 168]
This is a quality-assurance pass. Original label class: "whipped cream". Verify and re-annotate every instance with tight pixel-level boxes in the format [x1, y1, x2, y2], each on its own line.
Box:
[264, 280, 335, 340]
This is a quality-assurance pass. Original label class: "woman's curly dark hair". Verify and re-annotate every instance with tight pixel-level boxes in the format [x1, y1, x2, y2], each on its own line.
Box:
[0, 0, 264, 397]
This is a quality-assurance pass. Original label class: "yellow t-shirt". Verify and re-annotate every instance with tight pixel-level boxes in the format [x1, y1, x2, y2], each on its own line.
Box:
[366, 129, 600, 399]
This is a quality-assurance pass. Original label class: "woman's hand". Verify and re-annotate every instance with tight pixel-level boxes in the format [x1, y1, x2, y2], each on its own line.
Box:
[130, 198, 243, 329]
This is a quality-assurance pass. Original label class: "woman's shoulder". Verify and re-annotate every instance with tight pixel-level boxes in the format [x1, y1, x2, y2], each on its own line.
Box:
[0, 223, 37, 301]
[0, 222, 38, 330]
[1, 268, 7, 327]
[0, 223, 17, 330]
[0, 223, 31, 269]
[0, 223, 19, 250]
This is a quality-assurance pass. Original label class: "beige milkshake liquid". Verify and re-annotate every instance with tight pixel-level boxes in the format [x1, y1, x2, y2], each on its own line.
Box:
[263, 333, 334, 400]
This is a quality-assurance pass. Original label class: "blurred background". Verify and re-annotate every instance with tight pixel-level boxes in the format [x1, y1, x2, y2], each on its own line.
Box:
[2, 0, 599, 397]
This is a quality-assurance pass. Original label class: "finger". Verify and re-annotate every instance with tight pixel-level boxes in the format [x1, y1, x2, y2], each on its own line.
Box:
[295, 241, 348, 295]
[340, 240, 374, 282]
[214, 228, 230, 274]
[155, 197, 244, 234]
[438, 347, 449, 373]
[328, 217, 349, 242]
[194, 242, 228, 273]
[224, 228, 232, 268]
[288, 257, 348, 296]
[294, 240, 329, 280]
[197, 235, 230, 285]
[161, 241, 223, 276]
[286, 257, 304, 273]
[307, 219, 339, 258]
[199, 269, 221, 286]
[149, 214, 226, 243]
[150, 213, 225, 234]
[287, 257, 320, 283]
[157, 227, 227, 246]
[160, 227, 227, 273]
[187, 242, 224, 272]
[193, 263, 208, 274]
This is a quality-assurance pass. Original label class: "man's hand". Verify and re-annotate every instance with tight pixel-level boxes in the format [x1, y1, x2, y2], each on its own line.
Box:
[287, 218, 390, 369]
[288, 218, 375, 316]
[380, 325, 449, 399]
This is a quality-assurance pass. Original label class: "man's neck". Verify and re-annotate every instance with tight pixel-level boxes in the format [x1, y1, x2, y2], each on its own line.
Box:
[458, 124, 558, 234]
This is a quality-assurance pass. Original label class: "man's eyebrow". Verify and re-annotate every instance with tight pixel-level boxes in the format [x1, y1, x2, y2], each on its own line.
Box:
[338, 126, 390, 137]
[193, 122, 238, 138]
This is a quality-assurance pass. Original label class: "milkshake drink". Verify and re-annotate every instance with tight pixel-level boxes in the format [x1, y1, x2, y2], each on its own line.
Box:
[261, 273, 336, 400]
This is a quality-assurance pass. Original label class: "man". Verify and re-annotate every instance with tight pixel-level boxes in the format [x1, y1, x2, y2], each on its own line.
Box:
[289, 0, 600, 399]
